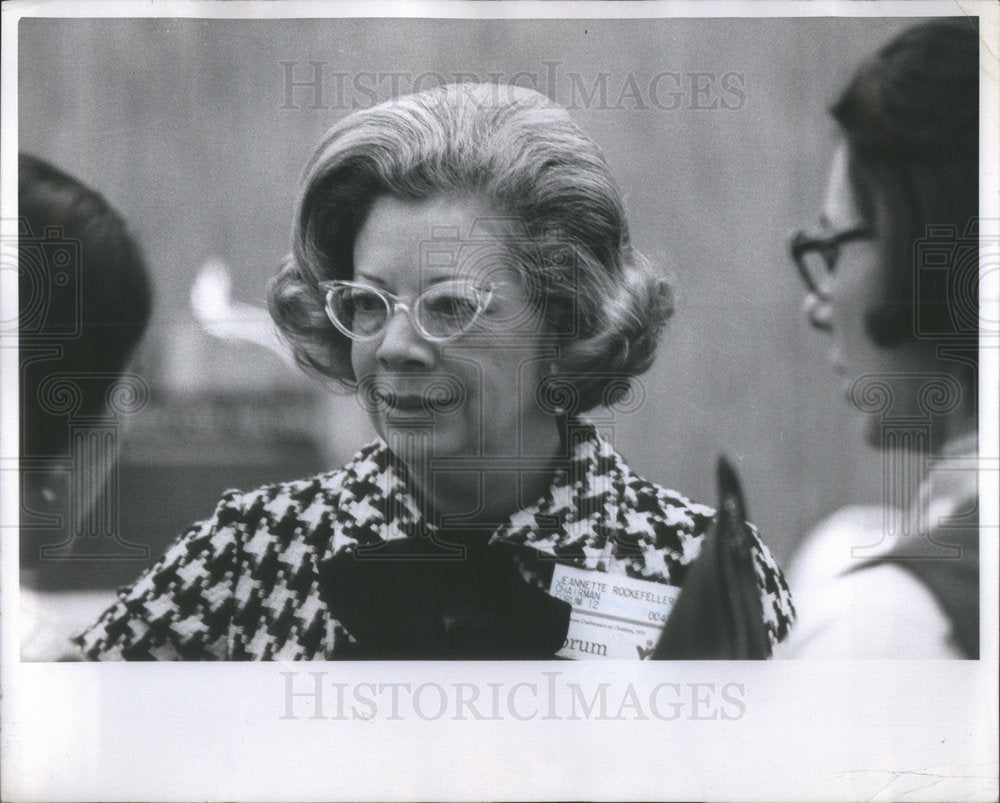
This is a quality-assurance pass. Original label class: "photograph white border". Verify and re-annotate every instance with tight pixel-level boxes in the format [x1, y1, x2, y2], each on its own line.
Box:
[2, 2, 997, 801]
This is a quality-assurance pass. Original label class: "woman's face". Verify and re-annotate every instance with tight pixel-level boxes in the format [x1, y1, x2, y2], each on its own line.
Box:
[806, 143, 935, 445]
[349, 194, 559, 467]
[807, 143, 881, 380]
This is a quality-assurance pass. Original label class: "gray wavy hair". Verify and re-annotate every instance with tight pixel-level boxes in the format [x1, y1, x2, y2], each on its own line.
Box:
[268, 82, 672, 413]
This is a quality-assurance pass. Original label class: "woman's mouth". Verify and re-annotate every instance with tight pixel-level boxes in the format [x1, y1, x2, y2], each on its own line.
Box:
[375, 390, 460, 414]
[383, 393, 425, 411]
[362, 374, 466, 416]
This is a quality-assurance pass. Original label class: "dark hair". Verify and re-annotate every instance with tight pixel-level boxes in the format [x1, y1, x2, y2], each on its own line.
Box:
[831, 18, 978, 348]
[19, 154, 153, 458]
[268, 83, 672, 413]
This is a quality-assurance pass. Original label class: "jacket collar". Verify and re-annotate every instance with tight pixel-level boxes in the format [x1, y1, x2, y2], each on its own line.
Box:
[326, 419, 634, 560]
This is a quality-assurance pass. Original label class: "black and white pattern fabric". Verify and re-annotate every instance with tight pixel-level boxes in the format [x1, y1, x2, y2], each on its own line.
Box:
[76, 420, 794, 660]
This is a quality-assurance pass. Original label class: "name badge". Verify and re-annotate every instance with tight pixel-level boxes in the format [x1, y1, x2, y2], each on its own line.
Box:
[548, 564, 682, 659]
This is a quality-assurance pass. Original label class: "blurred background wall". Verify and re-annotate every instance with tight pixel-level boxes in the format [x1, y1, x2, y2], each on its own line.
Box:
[18, 15, 923, 588]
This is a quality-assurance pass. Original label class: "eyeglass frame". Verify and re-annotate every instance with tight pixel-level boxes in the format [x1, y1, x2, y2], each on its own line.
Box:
[318, 278, 499, 343]
[788, 224, 874, 296]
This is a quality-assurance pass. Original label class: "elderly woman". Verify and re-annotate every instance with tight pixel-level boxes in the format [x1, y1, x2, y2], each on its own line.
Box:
[780, 20, 979, 658]
[78, 83, 793, 660]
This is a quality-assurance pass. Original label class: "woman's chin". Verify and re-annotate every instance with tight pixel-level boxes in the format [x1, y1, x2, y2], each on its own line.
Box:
[382, 406, 434, 426]
[378, 419, 474, 460]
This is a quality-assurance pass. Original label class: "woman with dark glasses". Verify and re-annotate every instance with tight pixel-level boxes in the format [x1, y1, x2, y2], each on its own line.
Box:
[75, 82, 794, 660]
[780, 19, 980, 658]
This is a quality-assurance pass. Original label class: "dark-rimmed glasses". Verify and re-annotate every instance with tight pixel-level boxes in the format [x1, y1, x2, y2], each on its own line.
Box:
[320, 279, 496, 342]
[789, 225, 873, 296]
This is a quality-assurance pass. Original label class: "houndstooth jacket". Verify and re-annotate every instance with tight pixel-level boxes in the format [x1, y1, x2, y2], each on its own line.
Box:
[76, 421, 795, 660]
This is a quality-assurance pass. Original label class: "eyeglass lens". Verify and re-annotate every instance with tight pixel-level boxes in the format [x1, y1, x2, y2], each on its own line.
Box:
[330, 286, 388, 337]
[792, 226, 872, 295]
[326, 283, 486, 340]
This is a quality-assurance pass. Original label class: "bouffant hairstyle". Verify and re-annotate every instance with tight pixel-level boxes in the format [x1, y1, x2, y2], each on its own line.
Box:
[268, 82, 671, 413]
[831, 18, 978, 349]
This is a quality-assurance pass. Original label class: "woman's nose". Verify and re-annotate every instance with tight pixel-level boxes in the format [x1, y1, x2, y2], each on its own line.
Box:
[802, 292, 834, 331]
[376, 307, 435, 369]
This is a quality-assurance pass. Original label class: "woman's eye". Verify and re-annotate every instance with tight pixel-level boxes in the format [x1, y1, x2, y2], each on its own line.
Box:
[423, 294, 479, 320]
[351, 292, 384, 314]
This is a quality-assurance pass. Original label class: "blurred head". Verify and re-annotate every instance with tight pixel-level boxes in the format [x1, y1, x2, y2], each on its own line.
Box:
[19, 154, 152, 567]
[269, 83, 671, 462]
[19, 154, 153, 460]
[793, 20, 978, 446]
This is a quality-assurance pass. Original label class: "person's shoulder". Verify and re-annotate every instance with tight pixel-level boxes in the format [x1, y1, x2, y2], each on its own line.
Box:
[776, 560, 961, 659]
[783, 504, 889, 590]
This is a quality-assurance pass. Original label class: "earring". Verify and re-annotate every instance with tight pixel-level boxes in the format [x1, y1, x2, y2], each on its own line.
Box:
[545, 363, 567, 416]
